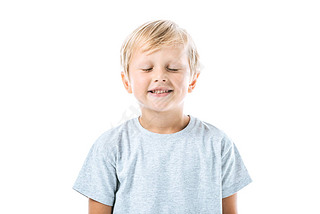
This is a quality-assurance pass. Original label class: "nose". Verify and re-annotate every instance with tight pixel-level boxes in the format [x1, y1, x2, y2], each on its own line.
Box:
[153, 67, 168, 82]
[155, 79, 166, 82]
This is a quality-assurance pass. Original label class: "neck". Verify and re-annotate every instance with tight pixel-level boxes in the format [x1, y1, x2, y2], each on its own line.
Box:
[139, 109, 190, 134]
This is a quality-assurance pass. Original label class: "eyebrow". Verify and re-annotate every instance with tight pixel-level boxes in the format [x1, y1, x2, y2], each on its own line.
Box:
[136, 61, 184, 66]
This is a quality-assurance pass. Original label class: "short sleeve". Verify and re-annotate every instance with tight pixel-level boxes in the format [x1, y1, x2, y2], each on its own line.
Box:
[221, 134, 252, 198]
[72, 137, 118, 206]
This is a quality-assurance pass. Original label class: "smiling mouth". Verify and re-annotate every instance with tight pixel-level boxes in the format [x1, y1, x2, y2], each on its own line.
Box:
[148, 90, 174, 94]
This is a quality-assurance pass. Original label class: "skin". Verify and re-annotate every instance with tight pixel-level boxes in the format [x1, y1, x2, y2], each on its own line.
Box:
[121, 44, 199, 134]
[222, 193, 238, 214]
[88, 43, 238, 213]
[89, 199, 113, 214]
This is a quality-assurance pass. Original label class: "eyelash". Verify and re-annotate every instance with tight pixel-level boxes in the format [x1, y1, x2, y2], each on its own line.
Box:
[142, 68, 178, 72]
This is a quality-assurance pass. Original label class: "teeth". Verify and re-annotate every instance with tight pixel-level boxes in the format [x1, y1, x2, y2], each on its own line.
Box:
[152, 90, 170, 94]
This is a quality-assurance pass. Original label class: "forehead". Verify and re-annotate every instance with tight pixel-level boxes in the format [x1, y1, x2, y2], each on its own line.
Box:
[131, 44, 188, 64]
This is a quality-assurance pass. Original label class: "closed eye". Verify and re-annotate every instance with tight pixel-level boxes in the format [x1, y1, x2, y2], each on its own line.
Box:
[167, 68, 179, 71]
[142, 68, 153, 72]
[141, 68, 179, 72]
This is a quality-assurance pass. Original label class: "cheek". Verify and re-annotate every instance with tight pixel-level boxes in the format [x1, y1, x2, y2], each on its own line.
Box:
[173, 74, 190, 90]
[131, 75, 148, 92]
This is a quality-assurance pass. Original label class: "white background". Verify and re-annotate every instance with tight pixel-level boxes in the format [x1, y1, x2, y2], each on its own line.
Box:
[1, 0, 319, 213]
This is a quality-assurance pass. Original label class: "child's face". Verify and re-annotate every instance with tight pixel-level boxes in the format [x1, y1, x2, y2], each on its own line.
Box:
[121, 44, 199, 113]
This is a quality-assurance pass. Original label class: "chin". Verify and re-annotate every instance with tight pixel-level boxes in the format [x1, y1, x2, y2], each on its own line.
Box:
[140, 103, 175, 113]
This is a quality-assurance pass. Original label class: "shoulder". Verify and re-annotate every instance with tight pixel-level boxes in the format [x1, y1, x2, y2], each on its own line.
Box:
[91, 117, 135, 154]
[192, 115, 227, 140]
[192, 115, 234, 150]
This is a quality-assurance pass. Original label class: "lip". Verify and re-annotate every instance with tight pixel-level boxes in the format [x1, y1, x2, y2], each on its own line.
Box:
[148, 91, 173, 97]
[147, 86, 174, 97]
[148, 86, 173, 92]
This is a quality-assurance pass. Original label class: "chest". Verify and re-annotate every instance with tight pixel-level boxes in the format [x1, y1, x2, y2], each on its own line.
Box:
[116, 136, 222, 186]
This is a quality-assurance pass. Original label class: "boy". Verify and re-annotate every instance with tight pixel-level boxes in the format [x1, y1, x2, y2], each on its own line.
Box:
[73, 20, 252, 214]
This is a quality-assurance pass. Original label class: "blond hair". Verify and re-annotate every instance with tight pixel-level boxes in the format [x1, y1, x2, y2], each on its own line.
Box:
[120, 20, 200, 81]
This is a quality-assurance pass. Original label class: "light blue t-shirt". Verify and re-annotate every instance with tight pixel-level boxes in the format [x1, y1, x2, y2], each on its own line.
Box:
[73, 115, 252, 213]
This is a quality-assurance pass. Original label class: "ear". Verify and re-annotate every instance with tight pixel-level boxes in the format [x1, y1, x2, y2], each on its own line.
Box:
[188, 72, 200, 93]
[121, 72, 132, 94]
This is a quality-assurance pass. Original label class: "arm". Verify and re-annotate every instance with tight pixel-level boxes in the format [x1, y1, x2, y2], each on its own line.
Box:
[89, 198, 113, 214]
[222, 193, 237, 214]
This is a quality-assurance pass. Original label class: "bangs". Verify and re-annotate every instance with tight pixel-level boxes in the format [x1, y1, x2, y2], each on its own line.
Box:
[120, 20, 200, 80]
[131, 21, 188, 56]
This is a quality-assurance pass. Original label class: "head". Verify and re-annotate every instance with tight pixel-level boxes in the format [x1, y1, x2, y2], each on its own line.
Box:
[120, 20, 201, 113]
